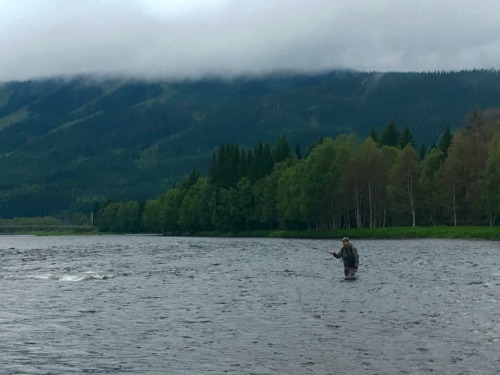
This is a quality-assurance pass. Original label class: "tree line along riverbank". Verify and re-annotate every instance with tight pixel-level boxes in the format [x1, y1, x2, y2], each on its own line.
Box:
[0, 223, 498, 240]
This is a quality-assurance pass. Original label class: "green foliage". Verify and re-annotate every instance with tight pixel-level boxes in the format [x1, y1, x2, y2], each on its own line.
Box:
[380, 122, 400, 147]
[3, 70, 500, 223]
[0, 215, 95, 234]
[94, 117, 500, 234]
[253, 161, 290, 228]
[273, 136, 292, 163]
[99, 115, 498, 234]
[387, 145, 421, 227]
[368, 128, 379, 143]
[480, 127, 500, 225]
[142, 198, 162, 233]
[399, 126, 415, 148]
[159, 188, 185, 234]
[438, 126, 453, 159]
[96, 201, 143, 233]
[178, 177, 213, 233]
[267, 226, 499, 239]
[418, 147, 446, 225]
[298, 138, 340, 230]
[276, 160, 308, 230]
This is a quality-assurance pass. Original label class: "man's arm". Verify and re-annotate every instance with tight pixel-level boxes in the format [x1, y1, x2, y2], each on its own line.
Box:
[328, 248, 342, 259]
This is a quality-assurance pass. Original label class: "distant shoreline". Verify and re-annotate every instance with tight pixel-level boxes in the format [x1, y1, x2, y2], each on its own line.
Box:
[1, 225, 498, 240]
[183, 226, 500, 240]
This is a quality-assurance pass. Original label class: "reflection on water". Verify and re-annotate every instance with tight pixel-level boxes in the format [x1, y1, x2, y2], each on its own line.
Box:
[0, 235, 498, 374]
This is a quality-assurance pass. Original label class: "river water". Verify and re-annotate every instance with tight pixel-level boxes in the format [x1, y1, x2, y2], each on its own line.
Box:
[0, 235, 498, 374]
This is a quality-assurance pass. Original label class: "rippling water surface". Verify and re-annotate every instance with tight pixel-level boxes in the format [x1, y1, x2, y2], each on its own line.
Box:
[0, 235, 498, 374]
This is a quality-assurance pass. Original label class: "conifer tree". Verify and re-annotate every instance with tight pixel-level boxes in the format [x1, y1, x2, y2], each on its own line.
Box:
[273, 136, 291, 163]
[380, 122, 400, 147]
[368, 128, 379, 144]
[294, 143, 302, 159]
[399, 126, 415, 148]
[438, 126, 453, 159]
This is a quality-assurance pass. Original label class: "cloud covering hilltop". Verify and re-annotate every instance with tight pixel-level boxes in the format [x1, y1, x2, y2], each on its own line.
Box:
[1, 0, 500, 81]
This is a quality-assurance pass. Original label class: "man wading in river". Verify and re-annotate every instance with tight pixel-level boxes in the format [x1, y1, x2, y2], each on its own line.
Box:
[328, 237, 359, 277]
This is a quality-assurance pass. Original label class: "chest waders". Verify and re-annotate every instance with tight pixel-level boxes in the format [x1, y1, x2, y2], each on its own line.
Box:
[344, 245, 356, 268]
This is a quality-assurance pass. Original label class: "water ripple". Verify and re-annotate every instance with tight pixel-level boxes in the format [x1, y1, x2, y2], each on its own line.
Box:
[0, 235, 498, 374]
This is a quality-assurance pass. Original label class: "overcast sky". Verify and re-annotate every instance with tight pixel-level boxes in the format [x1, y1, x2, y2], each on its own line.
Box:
[1, 0, 500, 82]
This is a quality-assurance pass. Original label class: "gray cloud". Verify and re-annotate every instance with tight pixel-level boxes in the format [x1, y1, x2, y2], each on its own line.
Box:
[1, 0, 500, 81]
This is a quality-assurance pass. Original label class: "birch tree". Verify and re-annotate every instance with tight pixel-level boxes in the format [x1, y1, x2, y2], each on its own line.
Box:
[276, 161, 306, 229]
[480, 126, 500, 226]
[388, 145, 421, 227]
[359, 138, 388, 227]
[297, 138, 339, 230]
[419, 147, 445, 225]
[333, 135, 358, 228]
[461, 110, 491, 222]
[438, 133, 467, 226]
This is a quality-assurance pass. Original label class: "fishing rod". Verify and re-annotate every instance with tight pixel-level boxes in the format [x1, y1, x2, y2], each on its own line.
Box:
[309, 247, 341, 260]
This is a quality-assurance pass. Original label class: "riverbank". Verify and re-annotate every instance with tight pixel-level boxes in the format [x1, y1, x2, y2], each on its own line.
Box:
[0, 225, 98, 235]
[2, 225, 498, 240]
[232, 226, 500, 240]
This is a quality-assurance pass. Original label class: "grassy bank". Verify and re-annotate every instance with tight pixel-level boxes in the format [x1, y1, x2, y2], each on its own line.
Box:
[241, 226, 499, 240]
[4, 225, 497, 239]
[0, 225, 98, 235]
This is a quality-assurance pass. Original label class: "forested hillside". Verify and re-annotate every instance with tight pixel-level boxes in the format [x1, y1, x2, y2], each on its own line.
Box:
[1, 69, 500, 219]
[96, 113, 500, 233]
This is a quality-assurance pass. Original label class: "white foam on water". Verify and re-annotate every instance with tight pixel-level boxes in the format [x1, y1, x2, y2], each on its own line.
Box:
[29, 271, 114, 282]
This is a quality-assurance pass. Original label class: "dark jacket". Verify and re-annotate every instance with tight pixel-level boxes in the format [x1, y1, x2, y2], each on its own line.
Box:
[333, 244, 359, 268]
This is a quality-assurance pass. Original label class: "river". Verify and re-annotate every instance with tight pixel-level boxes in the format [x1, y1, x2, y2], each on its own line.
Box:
[0, 235, 498, 374]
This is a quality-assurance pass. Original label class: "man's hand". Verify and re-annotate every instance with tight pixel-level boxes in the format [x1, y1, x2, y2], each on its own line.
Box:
[328, 251, 336, 256]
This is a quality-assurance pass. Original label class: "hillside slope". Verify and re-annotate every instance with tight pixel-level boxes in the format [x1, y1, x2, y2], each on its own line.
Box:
[1, 70, 499, 218]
